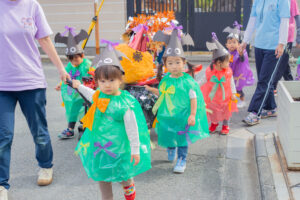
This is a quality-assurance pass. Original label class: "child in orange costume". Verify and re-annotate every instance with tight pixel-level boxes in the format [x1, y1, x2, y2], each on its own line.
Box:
[200, 33, 238, 135]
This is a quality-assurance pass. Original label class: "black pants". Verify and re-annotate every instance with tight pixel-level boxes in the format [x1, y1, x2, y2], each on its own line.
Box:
[248, 48, 278, 114]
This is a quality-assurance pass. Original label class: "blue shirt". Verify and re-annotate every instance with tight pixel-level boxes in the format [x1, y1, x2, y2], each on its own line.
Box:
[251, 0, 290, 50]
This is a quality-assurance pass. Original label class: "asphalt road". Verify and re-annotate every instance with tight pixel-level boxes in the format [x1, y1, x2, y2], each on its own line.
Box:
[7, 61, 276, 200]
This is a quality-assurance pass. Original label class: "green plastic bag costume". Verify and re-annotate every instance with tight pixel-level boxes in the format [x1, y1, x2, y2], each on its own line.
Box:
[153, 72, 209, 148]
[75, 90, 152, 182]
[61, 58, 92, 123]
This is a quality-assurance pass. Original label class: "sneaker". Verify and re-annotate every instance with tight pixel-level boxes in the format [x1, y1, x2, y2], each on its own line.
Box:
[260, 109, 277, 119]
[237, 101, 246, 108]
[58, 128, 74, 139]
[173, 158, 186, 173]
[220, 125, 230, 135]
[209, 123, 219, 133]
[37, 168, 53, 186]
[0, 186, 8, 200]
[243, 112, 261, 126]
[167, 148, 176, 162]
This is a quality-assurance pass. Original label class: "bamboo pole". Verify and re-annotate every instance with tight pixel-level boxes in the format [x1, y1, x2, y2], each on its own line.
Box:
[81, 0, 105, 50]
[94, 0, 100, 54]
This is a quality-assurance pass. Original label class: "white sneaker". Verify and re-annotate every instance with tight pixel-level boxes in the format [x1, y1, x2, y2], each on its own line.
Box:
[37, 168, 53, 186]
[237, 101, 246, 108]
[0, 186, 8, 200]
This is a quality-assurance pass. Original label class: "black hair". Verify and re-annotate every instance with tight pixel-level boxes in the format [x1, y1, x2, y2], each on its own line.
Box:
[156, 57, 196, 82]
[94, 65, 123, 81]
[210, 54, 229, 70]
[226, 36, 241, 43]
[67, 53, 84, 61]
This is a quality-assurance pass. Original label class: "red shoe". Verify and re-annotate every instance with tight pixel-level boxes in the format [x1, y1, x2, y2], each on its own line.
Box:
[124, 191, 136, 200]
[221, 125, 230, 135]
[209, 123, 219, 133]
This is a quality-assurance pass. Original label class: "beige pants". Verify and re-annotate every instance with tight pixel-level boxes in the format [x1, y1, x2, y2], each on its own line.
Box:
[99, 179, 134, 200]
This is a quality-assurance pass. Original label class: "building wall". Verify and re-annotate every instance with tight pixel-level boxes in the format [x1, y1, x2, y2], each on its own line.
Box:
[38, 0, 126, 47]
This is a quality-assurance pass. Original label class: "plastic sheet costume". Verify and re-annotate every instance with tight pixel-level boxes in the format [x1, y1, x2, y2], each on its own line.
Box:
[152, 29, 209, 148]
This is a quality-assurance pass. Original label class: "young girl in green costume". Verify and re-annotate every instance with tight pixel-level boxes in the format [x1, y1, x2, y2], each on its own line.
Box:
[54, 27, 92, 139]
[145, 29, 209, 173]
[72, 40, 151, 200]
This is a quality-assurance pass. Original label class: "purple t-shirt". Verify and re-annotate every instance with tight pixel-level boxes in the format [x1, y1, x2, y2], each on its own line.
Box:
[0, 0, 52, 91]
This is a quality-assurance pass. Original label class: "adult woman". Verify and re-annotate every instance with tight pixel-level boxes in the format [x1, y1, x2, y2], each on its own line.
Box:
[273, 0, 300, 94]
[0, 0, 69, 199]
[239, 0, 290, 125]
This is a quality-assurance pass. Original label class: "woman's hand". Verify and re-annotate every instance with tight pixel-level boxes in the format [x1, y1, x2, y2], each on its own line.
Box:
[238, 42, 247, 53]
[237, 44, 244, 56]
[72, 80, 81, 89]
[55, 83, 61, 91]
[275, 44, 284, 58]
[131, 154, 140, 166]
[188, 114, 196, 126]
[58, 68, 70, 83]
[38, 36, 70, 82]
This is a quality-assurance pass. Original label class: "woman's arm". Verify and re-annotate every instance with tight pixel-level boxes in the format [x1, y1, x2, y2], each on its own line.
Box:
[38, 36, 70, 82]
[243, 17, 257, 45]
[276, 18, 290, 58]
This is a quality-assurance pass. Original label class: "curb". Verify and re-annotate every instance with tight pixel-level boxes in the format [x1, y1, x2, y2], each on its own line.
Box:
[254, 133, 278, 200]
[221, 129, 261, 199]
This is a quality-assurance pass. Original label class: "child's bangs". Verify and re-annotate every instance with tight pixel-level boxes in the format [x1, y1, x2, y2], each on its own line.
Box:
[95, 65, 122, 80]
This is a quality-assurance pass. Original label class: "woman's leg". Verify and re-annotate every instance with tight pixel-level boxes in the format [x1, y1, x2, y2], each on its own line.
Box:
[248, 48, 277, 114]
[17, 89, 53, 169]
[0, 91, 17, 190]
[99, 181, 113, 200]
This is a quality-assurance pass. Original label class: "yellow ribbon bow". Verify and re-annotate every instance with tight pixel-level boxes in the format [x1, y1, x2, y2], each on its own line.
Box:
[81, 91, 110, 130]
[234, 73, 246, 88]
[152, 82, 175, 115]
[75, 141, 90, 155]
[228, 93, 240, 112]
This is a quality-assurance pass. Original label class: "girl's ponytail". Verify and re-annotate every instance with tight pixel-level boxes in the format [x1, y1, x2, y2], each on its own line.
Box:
[157, 63, 164, 83]
[210, 62, 214, 70]
[186, 61, 196, 78]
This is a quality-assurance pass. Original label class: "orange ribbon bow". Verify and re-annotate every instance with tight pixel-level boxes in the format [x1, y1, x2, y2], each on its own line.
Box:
[81, 91, 110, 130]
[229, 55, 234, 63]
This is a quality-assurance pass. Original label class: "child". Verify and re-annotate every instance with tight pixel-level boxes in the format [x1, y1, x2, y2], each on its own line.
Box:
[223, 21, 254, 108]
[145, 29, 209, 173]
[54, 27, 92, 139]
[200, 33, 238, 135]
[72, 40, 151, 200]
